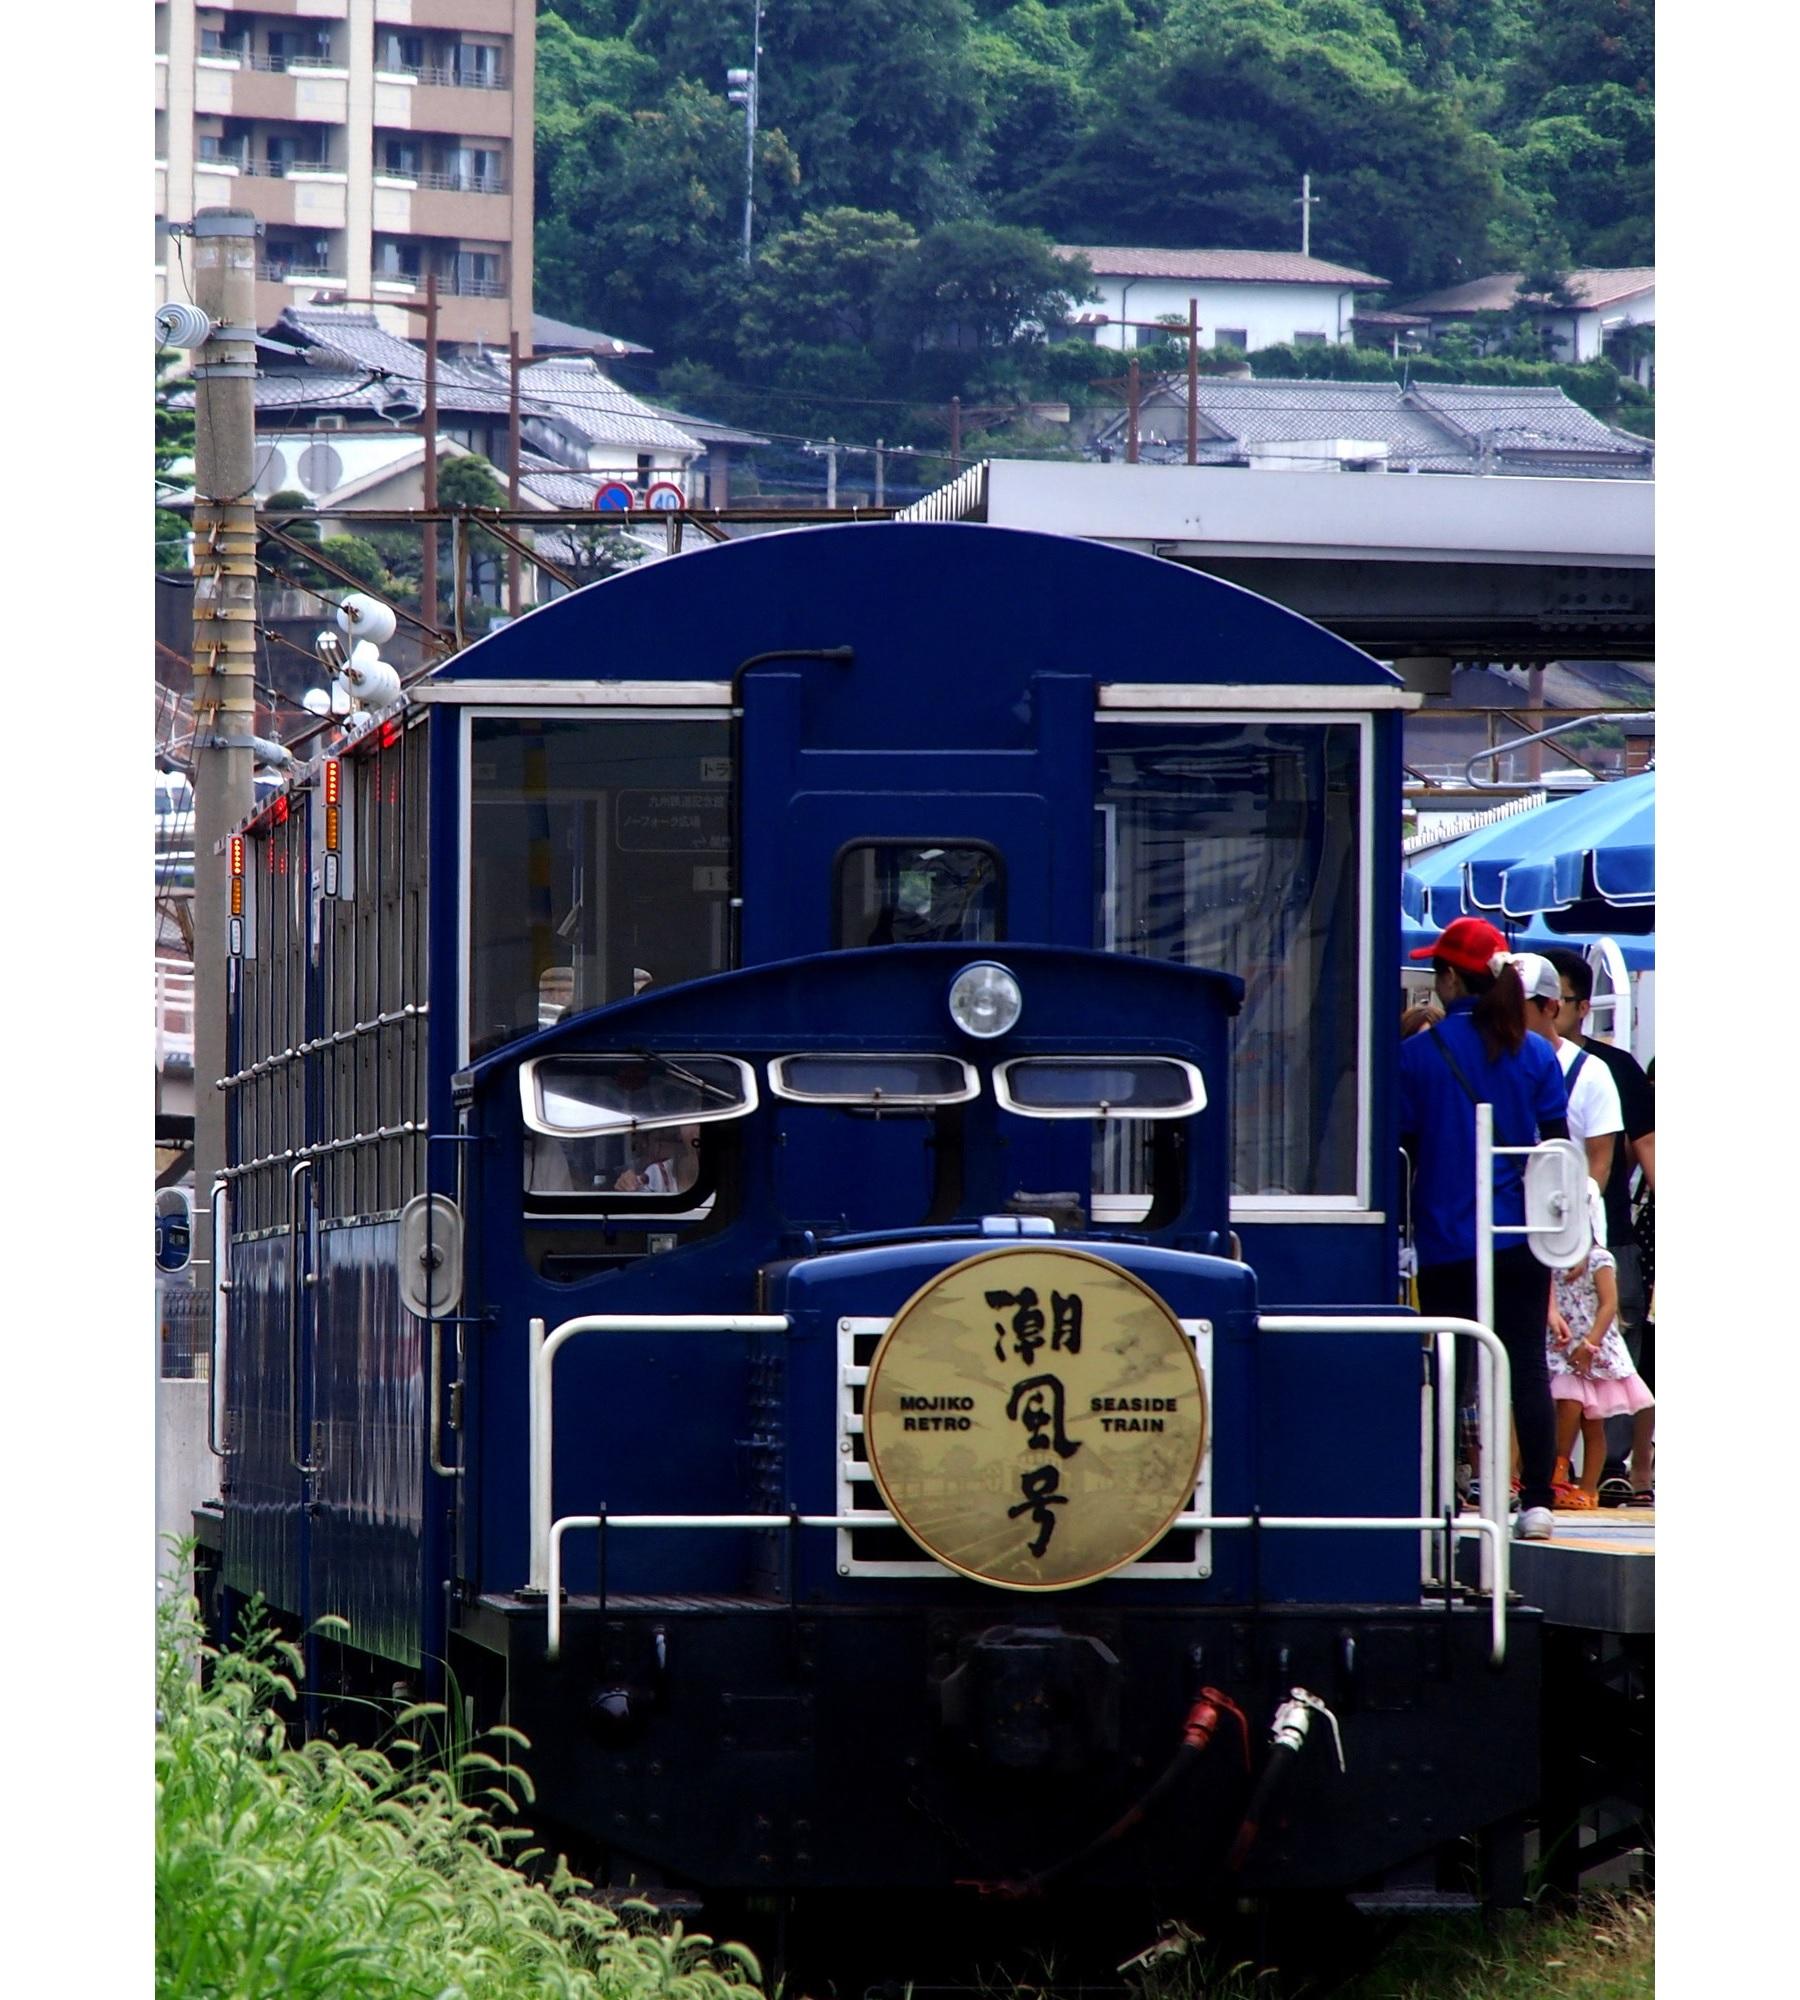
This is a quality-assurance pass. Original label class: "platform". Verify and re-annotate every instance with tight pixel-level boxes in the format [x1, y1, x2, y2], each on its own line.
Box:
[1509, 1505, 1655, 1635]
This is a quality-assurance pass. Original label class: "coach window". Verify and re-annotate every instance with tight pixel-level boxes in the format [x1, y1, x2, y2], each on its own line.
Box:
[1096, 721, 1365, 1203]
[466, 714, 732, 1059]
[836, 842, 1003, 948]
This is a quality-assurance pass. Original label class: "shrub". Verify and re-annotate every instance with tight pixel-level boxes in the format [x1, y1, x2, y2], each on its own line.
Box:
[156, 1575, 763, 2000]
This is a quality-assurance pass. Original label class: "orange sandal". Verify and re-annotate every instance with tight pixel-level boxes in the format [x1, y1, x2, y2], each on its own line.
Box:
[1551, 1456, 1598, 1510]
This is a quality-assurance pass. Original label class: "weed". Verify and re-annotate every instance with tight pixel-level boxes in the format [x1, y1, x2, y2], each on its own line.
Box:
[155, 1569, 765, 1999]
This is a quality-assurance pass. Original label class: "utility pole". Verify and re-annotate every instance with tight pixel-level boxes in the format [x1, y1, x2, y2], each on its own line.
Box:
[950, 396, 962, 477]
[189, 207, 260, 1313]
[805, 437, 840, 506]
[725, 0, 764, 265]
[1296, 173, 1320, 257]
[420, 273, 441, 632]
[871, 440, 915, 506]
[1187, 297, 1200, 465]
[1127, 356, 1140, 464]
[507, 327, 524, 617]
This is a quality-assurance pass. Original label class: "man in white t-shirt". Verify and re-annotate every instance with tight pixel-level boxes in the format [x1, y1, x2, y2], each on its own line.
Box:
[1516, 953, 1622, 1188]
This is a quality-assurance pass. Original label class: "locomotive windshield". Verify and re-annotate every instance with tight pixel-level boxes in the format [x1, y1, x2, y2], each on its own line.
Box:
[466, 714, 732, 1059]
[1096, 720, 1364, 1201]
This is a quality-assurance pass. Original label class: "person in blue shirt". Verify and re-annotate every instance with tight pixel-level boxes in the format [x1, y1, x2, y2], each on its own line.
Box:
[1399, 917, 1571, 1540]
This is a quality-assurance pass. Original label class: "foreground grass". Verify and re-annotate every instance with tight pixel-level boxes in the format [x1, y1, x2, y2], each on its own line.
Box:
[1337, 1891, 1654, 1999]
[1111, 1893, 1653, 2000]
[155, 1582, 764, 2000]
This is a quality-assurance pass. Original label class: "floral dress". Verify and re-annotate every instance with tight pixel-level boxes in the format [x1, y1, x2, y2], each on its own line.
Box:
[1548, 1244, 1655, 1417]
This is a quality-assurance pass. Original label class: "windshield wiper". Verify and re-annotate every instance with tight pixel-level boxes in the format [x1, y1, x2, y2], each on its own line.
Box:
[631, 1051, 741, 1107]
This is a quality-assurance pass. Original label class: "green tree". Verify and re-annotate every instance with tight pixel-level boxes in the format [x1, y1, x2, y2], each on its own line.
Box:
[737, 207, 920, 365]
[439, 453, 511, 609]
[757, 0, 990, 220]
[884, 223, 1095, 350]
[155, 350, 195, 573]
[1016, 11, 1504, 291]
[537, 80, 798, 355]
[317, 534, 397, 594]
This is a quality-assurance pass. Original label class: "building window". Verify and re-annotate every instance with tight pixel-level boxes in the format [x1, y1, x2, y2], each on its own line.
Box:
[376, 239, 424, 279]
[379, 32, 424, 74]
[453, 41, 503, 88]
[1214, 328, 1248, 351]
[1293, 331, 1328, 348]
[383, 139, 422, 179]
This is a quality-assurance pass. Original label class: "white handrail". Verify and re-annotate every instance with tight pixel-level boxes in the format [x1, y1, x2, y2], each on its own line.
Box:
[532, 1309, 1512, 1663]
[544, 1508, 1507, 1660]
[1259, 1312, 1512, 1631]
[528, 1314, 792, 1589]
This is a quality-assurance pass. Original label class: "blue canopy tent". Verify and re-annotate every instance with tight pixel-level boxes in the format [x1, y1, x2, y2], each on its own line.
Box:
[1493, 770, 1654, 917]
[1403, 772, 1656, 969]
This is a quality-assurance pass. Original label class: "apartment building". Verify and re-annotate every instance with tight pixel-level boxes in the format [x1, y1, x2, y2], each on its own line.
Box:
[155, 1, 535, 348]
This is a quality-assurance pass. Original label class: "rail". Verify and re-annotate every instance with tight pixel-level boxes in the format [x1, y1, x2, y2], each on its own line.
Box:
[530, 1309, 1514, 1665]
[412, 170, 506, 195]
[376, 61, 508, 90]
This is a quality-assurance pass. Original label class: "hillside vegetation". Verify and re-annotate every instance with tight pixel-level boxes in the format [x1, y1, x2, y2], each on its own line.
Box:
[534, 1, 1653, 478]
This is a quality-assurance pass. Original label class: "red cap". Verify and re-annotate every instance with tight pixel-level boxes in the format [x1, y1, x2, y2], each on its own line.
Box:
[1409, 915, 1509, 973]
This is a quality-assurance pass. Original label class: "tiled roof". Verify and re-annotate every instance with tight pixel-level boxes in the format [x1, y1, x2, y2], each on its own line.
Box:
[647, 406, 769, 449]
[514, 358, 702, 453]
[532, 311, 652, 358]
[275, 307, 498, 395]
[1406, 383, 1649, 457]
[1090, 377, 1652, 476]
[1400, 268, 1655, 314]
[1056, 245, 1387, 287]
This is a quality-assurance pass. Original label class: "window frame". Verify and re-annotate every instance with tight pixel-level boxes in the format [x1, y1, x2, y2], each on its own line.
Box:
[519, 1054, 759, 1138]
[993, 1055, 1207, 1121]
[456, 700, 735, 1065]
[1094, 703, 1377, 1218]
[767, 1052, 980, 1108]
[832, 836, 1007, 950]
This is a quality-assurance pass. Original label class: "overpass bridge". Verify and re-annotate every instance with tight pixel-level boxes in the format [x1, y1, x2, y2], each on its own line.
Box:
[899, 460, 1653, 665]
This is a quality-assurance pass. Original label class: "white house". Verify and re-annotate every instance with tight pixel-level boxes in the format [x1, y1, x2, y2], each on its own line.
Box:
[1397, 268, 1655, 382]
[1054, 246, 1388, 353]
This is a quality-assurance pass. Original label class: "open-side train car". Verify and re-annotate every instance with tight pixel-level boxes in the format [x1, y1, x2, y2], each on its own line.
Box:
[200, 522, 1541, 1927]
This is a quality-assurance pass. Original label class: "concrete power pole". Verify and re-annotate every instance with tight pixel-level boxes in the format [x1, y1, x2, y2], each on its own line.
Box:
[1296, 173, 1320, 257]
[188, 208, 260, 1318]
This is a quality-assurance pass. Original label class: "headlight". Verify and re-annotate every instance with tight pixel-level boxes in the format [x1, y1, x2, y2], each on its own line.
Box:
[947, 961, 1023, 1039]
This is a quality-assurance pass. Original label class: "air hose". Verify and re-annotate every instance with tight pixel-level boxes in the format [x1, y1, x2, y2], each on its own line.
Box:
[1226, 1687, 1345, 1873]
[960, 1688, 1251, 1900]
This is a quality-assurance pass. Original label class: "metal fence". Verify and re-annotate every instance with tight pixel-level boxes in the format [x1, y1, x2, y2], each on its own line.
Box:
[158, 1283, 211, 1382]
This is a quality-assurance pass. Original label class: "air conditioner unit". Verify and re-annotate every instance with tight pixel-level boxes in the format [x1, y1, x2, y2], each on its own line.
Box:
[315, 414, 347, 432]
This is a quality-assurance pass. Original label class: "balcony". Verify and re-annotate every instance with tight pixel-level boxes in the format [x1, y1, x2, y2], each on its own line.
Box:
[416, 169, 506, 195]
[373, 270, 507, 299]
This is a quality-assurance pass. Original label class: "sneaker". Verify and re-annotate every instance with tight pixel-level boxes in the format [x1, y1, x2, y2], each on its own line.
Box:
[1515, 1507, 1554, 1541]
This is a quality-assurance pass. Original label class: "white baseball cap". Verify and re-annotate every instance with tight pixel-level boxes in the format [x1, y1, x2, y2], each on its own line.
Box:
[1512, 952, 1561, 1004]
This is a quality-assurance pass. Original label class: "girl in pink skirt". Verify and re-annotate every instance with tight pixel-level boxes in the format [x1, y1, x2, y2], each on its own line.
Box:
[1547, 1183, 1655, 1508]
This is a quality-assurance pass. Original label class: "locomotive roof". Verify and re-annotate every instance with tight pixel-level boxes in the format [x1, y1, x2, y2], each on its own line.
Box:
[418, 522, 1402, 699]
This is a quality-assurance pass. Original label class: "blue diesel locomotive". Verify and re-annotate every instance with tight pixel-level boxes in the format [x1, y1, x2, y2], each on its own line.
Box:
[201, 523, 1539, 1930]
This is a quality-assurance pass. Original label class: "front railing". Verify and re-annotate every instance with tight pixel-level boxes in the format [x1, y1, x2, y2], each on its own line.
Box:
[415, 170, 506, 195]
[376, 61, 508, 90]
[524, 1309, 1515, 1666]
